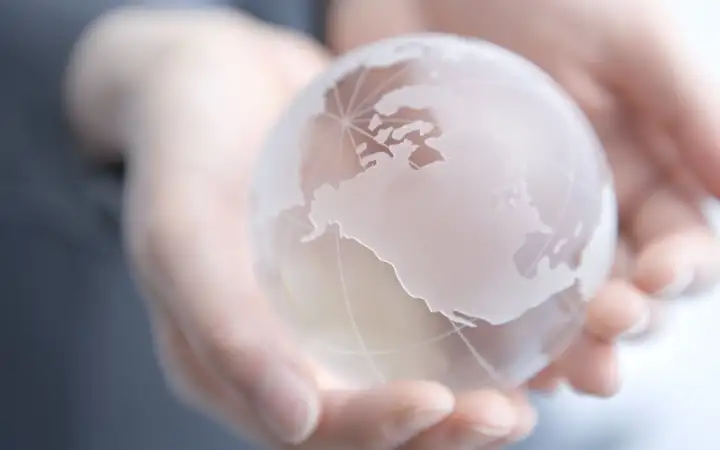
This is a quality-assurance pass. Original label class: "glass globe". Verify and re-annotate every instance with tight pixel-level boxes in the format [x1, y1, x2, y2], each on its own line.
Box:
[249, 34, 617, 391]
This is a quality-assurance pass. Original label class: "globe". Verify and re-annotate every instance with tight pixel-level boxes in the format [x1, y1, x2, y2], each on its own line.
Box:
[249, 34, 617, 391]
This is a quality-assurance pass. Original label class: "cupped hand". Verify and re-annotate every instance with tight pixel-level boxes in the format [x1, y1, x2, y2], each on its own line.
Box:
[331, 0, 720, 406]
[74, 1, 720, 449]
[103, 9, 533, 450]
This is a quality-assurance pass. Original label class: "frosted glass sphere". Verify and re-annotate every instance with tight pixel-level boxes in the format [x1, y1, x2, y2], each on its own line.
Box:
[249, 34, 617, 391]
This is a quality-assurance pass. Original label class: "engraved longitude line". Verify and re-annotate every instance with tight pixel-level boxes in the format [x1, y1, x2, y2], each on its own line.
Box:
[416, 75, 596, 275]
[345, 68, 369, 118]
[333, 119, 596, 304]
[448, 318, 506, 387]
[310, 313, 487, 356]
[345, 121, 361, 161]
[314, 80, 594, 362]
[311, 314, 485, 356]
[345, 122, 389, 149]
[335, 116, 596, 196]
[327, 116, 423, 170]
[331, 119, 386, 383]
[312, 287, 584, 357]
[348, 63, 415, 119]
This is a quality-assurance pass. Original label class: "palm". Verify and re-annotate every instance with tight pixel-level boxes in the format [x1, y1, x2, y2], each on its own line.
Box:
[464, 1, 720, 391]
[330, 0, 720, 394]
[127, 3, 720, 449]
[538, 71, 720, 393]
[599, 96, 714, 299]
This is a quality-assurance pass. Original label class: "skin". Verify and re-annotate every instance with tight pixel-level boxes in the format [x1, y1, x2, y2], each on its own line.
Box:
[64, 1, 720, 449]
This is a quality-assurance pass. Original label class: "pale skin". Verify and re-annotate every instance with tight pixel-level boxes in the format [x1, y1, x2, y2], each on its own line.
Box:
[65, 1, 720, 449]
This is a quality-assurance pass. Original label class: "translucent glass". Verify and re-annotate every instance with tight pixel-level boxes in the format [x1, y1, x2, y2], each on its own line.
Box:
[249, 34, 617, 391]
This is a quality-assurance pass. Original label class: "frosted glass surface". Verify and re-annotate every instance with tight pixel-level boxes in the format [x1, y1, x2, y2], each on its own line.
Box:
[250, 35, 617, 390]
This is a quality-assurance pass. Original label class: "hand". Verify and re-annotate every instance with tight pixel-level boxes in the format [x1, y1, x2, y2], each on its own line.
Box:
[330, 0, 720, 411]
[67, 2, 720, 448]
[67, 8, 536, 450]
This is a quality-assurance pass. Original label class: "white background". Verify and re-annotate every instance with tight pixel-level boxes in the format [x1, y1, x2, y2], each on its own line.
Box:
[513, 2, 720, 449]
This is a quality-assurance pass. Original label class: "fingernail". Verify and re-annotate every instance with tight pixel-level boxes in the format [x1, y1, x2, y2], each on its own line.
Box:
[653, 268, 694, 300]
[472, 404, 516, 438]
[255, 367, 320, 444]
[473, 423, 514, 438]
[620, 308, 651, 341]
[457, 425, 512, 450]
[684, 263, 720, 297]
[401, 406, 454, 436]
[446, 404, 516, 449]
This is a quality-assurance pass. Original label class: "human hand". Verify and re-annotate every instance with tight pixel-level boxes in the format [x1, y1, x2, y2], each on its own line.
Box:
[330, 0, 720, 404]
[66, 8, 538, 450]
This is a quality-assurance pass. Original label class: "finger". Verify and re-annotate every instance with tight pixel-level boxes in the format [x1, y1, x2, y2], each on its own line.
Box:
[626, 299, 667, 342]
[585, 279, 649, 341]
[611, 238, 635, 279]
[541, 262, 645, 393]
[606, 240, 662, 341]
[635, 231, 720, 298]
[401, 389, 527, 450]
[504, 390, 538, 443]
[527, 366, 564, 394]
[158, 311, 444, 450]
[152, 313, 277, 446]
[626, 186, 720, 298]
[584, 240, 647, 341]
[610, 6, 720, 196]
[133, 184, 323, 445]
[528, 242, 639, 395]
[558, 334, 619, 397]
[296, 381, 454, 450]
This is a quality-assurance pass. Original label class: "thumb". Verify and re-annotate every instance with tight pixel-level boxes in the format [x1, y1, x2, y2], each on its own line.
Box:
[610, 4, 720, 197]
[129, 180, 321, 444]
[122, 26, 330, 444]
